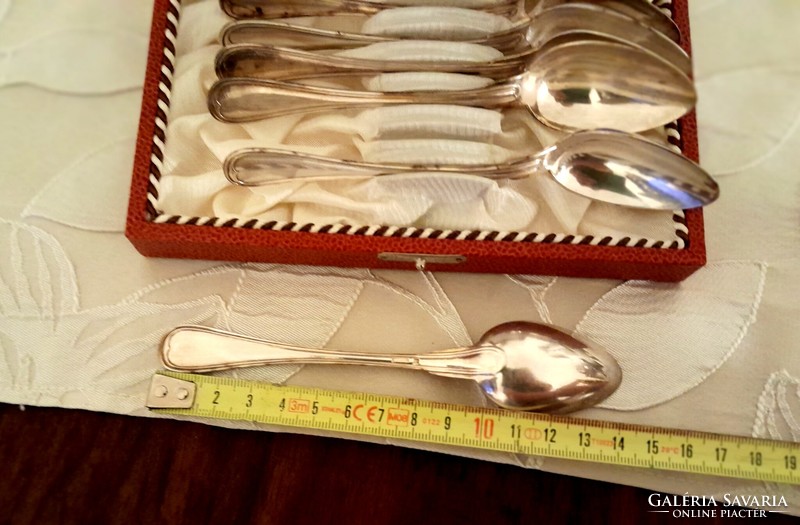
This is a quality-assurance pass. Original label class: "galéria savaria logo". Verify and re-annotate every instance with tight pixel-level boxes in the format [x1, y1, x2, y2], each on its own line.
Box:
[647, 492, 789, 519]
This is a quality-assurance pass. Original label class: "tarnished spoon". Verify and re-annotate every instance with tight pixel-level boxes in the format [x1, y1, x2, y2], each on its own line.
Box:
[218, 4, 690, 75]
[208, 40, 696, 134]
[161, 321, 622, 414]
[223, 130, 719, 211]
[217, 0, 679, 44]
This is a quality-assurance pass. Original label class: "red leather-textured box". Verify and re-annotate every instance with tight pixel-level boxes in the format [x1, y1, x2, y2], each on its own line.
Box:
[126, 0, 705, 281]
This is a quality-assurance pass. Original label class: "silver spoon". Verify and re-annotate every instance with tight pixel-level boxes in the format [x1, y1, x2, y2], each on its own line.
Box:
[218, 4, 691, 75]
[224, 130, 719, 211]
[219, 0, 522, 19]
[208, 40, 696, 133]
[218, 0, 680, 44]
[160, 321, 622, 414]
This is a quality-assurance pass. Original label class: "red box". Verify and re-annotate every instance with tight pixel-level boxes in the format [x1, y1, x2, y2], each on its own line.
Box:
[126, 0, 705, 281]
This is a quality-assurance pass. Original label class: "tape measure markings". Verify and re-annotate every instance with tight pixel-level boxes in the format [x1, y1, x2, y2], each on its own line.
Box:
[147, 372, 800, 485]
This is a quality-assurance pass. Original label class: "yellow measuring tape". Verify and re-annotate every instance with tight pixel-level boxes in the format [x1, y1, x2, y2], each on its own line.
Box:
[147, 371, 800, 485]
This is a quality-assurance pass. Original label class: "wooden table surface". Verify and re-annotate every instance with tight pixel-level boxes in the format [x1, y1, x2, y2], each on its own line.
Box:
[1, 404, 795, 525]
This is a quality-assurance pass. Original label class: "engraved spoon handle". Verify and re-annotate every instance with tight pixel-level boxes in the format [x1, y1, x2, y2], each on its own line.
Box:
[161, 325, 505, 378]
[223, 147, 543, 185]
[219, 0, 521, 19]
[208, 77, 519, 122]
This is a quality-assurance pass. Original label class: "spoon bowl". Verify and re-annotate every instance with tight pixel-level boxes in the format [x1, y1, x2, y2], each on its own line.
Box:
[516, 39, 694, 133]
[161, 321, 622, 414]
[522, 4, 690, 76]
[529, 0, 682, 43]
[472, 322, 621, 412]
[543, 129, 718, 210]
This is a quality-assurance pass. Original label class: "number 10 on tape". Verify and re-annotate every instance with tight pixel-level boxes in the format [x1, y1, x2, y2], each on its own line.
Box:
[147, 372, 800, 485]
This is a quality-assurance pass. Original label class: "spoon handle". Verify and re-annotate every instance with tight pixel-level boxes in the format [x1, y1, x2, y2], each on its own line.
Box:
[224, 147, 538, 186]
[161, 325, 505, 379]
[221, 20, 394, 49]
[208, 78, 518, 122]
[219, 20, 528, 53]
[214, 44, 530, 81]
[219, 0, 521, 19]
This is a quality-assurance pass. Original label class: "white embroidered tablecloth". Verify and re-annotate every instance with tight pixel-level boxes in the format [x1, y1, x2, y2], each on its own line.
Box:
[1, 0, 799, 513]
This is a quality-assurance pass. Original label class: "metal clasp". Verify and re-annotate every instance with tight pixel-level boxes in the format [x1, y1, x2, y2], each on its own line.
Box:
[378, 252, 466, 271]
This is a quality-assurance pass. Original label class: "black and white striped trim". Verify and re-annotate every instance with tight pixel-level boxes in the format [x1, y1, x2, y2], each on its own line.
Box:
[146, 0, 181, 219]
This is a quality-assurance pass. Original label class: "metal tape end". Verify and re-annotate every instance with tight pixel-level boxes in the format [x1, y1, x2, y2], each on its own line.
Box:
[146, 374, 196, 409]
